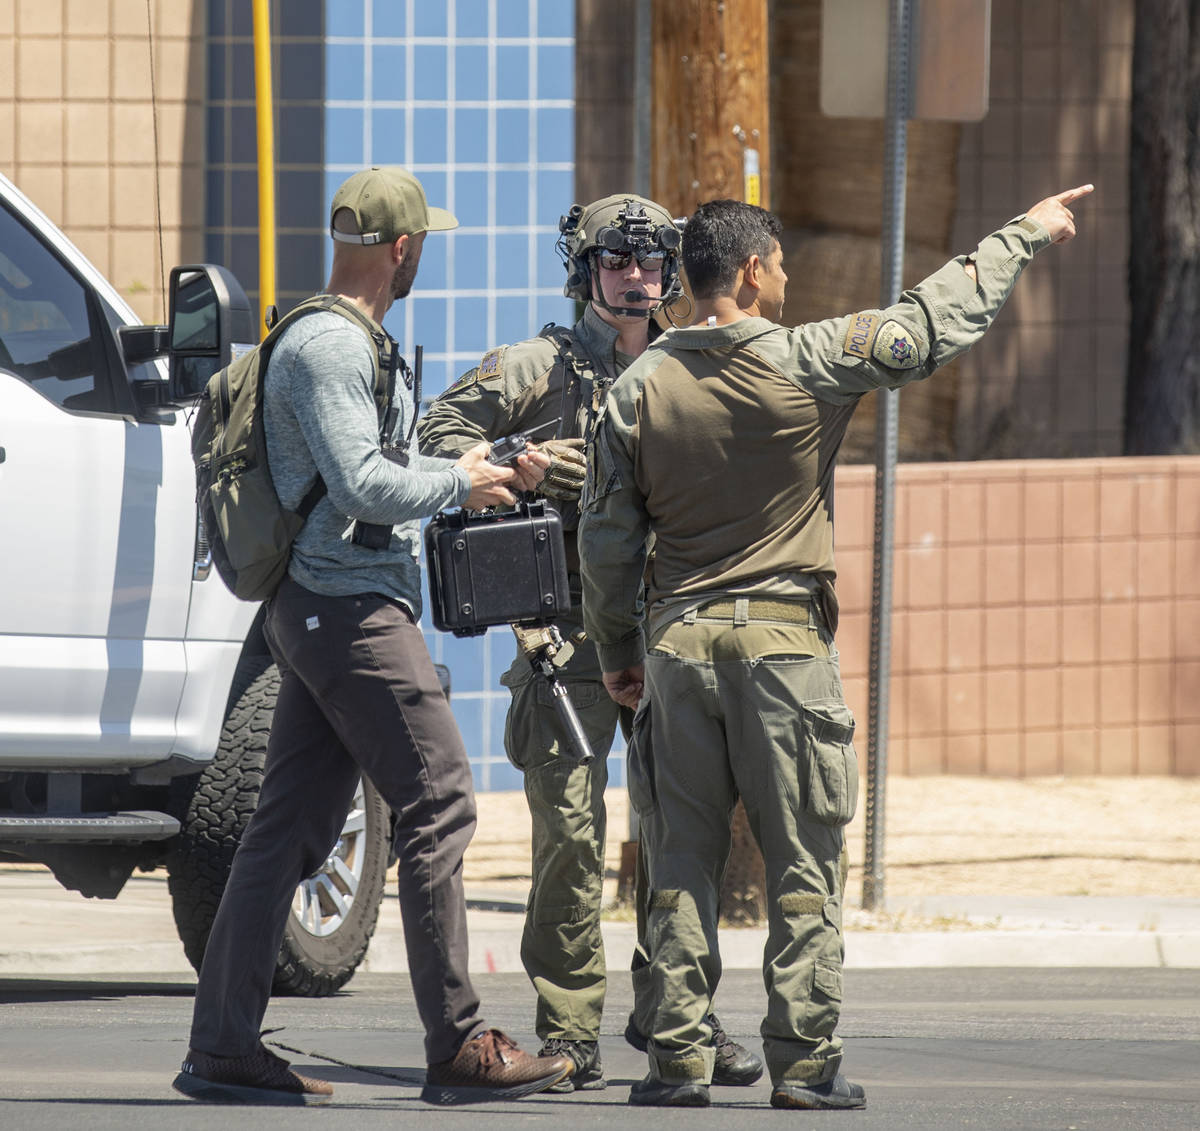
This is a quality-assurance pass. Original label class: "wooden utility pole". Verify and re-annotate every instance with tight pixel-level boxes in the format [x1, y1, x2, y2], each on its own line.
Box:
[1126, 0, 1200, 454]
[651, 0, 770, 217]
[651, 0, 772, 924]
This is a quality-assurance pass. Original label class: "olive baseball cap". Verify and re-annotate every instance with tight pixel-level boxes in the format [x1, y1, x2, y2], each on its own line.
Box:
[329, 165, 458, 245]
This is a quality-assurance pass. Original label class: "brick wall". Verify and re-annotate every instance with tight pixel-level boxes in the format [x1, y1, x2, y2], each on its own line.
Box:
[0, 0, 206, 324]
[835, 456, 1200, 776]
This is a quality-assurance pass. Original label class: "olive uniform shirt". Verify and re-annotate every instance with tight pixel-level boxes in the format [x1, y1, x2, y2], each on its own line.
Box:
[579, 215, 1053, 671]
[417, 303, 635, 578]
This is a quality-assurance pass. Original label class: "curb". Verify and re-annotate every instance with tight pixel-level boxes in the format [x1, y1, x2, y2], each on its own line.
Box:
[5, 927, 1199, 979]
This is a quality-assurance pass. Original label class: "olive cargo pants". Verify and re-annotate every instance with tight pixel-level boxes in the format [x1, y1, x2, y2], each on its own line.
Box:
[500, 606, 624, 1041]
[630, 599, 858, 1087]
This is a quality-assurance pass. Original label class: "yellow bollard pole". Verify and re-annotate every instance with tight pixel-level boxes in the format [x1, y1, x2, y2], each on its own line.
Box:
[252, 0, 277, 337]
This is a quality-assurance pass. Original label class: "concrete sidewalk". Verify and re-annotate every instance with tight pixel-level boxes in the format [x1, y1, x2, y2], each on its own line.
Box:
[5, 777, 1200, 977]
[2, 865, 1198, 978]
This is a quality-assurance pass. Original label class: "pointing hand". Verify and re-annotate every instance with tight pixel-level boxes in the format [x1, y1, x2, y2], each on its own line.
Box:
[1026, 184, 1094, 245]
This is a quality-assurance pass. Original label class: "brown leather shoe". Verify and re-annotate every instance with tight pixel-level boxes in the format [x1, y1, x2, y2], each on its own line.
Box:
[172, 1044, 333, 1105]
[421, 1028, 572, 1105]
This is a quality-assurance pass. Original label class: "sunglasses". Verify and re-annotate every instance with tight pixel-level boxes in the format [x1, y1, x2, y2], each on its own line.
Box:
[597, 249, 667, 271]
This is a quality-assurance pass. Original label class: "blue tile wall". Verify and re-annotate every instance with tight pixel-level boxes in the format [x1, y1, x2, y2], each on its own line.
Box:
[370, 107, 407, 159]
[371, 44, 408, 99]
[328, 43, 367, 101]
[454, 108, 490, 164]
[496, 3, 530, 38]
[327, 0, 365, 37]
[371, 0, 407, 39]
[320, 0, 595, 790]
[453, 171, 489, 226]
[537, 4, 574, 37]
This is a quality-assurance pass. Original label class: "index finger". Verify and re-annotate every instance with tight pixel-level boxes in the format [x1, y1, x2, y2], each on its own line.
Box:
[1056, 184, 1094, 204]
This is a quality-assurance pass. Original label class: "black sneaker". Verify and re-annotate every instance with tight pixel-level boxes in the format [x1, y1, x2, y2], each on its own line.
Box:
[624, 1011, 763, 1087]
[629, 1075, 711, 1107]
[539, 1038, 606, 1092]
[771, 1074, 867, 1110]
[172, 1044, 333, 1106]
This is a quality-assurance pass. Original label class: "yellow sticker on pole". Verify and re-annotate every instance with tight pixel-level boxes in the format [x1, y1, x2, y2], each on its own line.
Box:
[743, 147, 761, 206]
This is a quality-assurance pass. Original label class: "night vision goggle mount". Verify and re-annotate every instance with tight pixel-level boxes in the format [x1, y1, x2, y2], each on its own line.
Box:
[559, 198, 684, 317]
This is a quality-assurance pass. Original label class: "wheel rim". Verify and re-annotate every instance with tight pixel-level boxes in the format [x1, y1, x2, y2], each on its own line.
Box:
[291, 778, 368, 938]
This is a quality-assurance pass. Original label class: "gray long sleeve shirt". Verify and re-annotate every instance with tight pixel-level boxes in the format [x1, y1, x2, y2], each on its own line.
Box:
[263, 307, 470, 614]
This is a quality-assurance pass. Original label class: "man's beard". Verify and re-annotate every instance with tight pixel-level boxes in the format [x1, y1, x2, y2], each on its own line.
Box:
[391, 259, 418, 300]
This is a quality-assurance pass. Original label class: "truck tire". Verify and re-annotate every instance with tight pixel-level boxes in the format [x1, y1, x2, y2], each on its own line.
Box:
[166, 655, 390, 996]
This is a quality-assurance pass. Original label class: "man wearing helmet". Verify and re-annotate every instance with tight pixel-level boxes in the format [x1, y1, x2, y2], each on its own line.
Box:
[417, 194, 761, 1093]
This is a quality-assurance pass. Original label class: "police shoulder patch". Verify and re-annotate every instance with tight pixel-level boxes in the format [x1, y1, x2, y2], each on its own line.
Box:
[871, 320, 923, 370]
[477, 348, 503, 380]
[842, 311, 881, 360]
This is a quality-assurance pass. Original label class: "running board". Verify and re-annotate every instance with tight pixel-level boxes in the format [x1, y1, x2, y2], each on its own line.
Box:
[0, 811, 180, 843]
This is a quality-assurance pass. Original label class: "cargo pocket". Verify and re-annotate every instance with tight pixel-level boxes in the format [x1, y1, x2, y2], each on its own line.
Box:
[800, 699, 859, 826]
[626, 698, 657, 816]
[499, 662, 545, 771]
[814, 959, 843, 1004]
[500, 665, 606, 770]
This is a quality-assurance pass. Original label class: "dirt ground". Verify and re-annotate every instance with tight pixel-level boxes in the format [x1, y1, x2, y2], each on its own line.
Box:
[466, 777, 1200, 907]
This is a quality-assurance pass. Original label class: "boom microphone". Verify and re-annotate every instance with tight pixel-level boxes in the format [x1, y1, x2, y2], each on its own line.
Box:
[623, 289, 651, 303]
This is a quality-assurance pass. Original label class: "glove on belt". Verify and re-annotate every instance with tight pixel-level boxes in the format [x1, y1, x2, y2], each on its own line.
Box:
[534, 437, 587, 501]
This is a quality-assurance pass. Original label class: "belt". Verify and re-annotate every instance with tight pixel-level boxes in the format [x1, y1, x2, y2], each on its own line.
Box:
[690, 597, 814, 626]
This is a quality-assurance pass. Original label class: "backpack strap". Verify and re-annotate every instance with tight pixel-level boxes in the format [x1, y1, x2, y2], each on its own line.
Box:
[262, 295, 400, 519]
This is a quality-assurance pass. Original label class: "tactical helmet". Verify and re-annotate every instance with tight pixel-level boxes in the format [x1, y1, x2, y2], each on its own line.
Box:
[557, 194, 683, 316]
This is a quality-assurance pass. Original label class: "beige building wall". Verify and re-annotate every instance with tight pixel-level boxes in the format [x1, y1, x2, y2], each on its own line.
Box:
[835, 456, 1200, 777]
[0, 0, 206, 324]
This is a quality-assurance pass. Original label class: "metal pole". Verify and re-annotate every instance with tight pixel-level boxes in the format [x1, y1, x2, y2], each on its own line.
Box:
[628, 0, 652, 846]
[252, 0, 277, 337]
[863, 0, 912, 912]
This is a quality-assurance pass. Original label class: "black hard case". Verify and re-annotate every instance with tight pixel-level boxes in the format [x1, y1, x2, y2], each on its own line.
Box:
[424, 500, 571, 636]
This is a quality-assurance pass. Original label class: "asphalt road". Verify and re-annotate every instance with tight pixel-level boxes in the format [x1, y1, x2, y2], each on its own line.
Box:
[1, 968, 1197, 1129]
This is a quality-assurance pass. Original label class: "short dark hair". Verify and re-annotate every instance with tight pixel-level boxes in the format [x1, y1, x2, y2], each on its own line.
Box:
[681, 199, 783, 299]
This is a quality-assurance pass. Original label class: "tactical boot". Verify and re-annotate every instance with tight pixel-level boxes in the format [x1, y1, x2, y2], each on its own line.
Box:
[708, 1012, 764, 1085]
[629, 1076, 711, 1107]
[623, 1011, 763, 1086]
[539, 1038, 606, 1092]
[771, 1074, 867, 1110]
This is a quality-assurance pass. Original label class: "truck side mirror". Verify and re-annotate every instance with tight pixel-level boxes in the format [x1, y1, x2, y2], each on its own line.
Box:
[166, 264, 256, 402]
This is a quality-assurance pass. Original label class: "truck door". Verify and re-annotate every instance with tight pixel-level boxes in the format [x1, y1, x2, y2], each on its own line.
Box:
[0, 196, 193, 765]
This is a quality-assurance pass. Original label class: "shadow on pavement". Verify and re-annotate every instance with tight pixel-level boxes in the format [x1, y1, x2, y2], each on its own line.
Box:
[0, 977, 196, 1003]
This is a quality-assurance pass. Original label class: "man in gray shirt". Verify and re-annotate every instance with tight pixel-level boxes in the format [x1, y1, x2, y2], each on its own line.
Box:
[174, 166, 571, 1107]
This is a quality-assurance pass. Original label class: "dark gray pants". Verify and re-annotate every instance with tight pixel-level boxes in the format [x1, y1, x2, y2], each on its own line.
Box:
[189, 577, 484, 1064]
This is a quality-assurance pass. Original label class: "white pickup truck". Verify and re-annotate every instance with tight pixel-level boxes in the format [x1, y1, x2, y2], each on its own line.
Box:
[0, 171, 394, 993]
